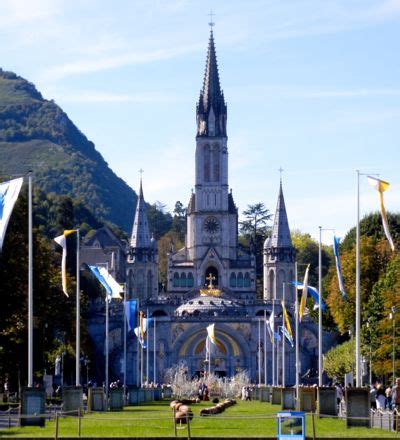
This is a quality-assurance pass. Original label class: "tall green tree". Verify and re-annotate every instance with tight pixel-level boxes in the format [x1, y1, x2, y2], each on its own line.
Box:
[240, 203, 272, 275]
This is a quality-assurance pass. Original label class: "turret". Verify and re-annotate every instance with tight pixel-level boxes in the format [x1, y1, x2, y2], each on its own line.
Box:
[263, 181, 296, 301]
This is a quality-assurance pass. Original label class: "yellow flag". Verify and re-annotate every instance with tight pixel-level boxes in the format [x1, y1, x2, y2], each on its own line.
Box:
[54, 230, 77, 296]
[367, 176, 395, 251]
[299, 264, 310, 322]
[282, 300, 293, 342]
[139, 311, 145, 341]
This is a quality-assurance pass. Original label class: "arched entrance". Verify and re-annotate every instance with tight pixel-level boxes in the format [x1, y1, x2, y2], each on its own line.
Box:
[204, 266, 219, 288]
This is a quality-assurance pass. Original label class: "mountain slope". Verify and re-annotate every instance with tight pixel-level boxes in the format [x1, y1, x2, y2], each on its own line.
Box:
[0, 68, 137, 232]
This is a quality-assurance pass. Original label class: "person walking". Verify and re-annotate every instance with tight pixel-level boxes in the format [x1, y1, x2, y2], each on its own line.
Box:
[385, 385, 392, 410]
[376, 383, 385, 410]
[392, 378, 400, 431]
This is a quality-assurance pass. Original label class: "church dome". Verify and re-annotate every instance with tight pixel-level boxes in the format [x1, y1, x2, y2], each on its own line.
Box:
[263, 236, 271, 249]
[175, 294, 244, 317]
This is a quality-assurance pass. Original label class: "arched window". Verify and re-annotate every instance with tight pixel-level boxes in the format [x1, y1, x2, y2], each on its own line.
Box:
[128, 270, 135, 298]
[180, 273, 187, 288]
[244, 272, 251, 287]
[212, 144, 220, 181]
[268, 270, 275, 299]
[187, 273, 194, 288]
[237, 272, 244, 288]
[147, 270, 153, 298]
[204, 145, 210, 182]
[289, 270, 294, 302]
[137, 269, 144, 297]
[277, 269, 285, 300]
[230, 273, 237, 288]
[173, 272, 180, 287]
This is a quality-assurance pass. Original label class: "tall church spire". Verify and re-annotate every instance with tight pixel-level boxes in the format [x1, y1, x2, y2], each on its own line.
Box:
[268, 180, 293, 249]
[130, 178, 151, 250]
[196, 30, 227, 137]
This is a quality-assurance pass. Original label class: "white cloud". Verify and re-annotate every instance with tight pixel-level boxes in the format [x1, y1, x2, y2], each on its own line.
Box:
[41, 42, 203, 82]
[52, 90, 186, 104]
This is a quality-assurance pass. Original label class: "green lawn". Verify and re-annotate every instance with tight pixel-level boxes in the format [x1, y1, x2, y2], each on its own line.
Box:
[0, 399, 397, 438]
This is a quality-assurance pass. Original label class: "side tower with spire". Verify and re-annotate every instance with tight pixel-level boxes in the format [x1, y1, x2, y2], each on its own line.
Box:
[263, 181, 296, 302]
[126, 179, 158, 300]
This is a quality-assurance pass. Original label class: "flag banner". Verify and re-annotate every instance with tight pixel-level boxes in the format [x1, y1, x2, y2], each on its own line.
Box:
[333, 236, 347, 300]
[299, 264, 310, 322]
[125, 300, 137, 332]
[0, 177, 23, 252]
[54, 229, 77, 296]
[88, 265, 112, 301]
[281, 300, 294, 344]
[206, 323, 224, 352]
[279, 326, 294, 347]
[98, 266, 123, 300]
[267, 315, 281, 342]
[134, 312, 153, 348]
[291, 281, 326, 311]
[367, 176, 395, 251]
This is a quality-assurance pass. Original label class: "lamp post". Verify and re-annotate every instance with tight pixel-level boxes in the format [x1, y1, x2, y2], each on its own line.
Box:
[366, 320, 372, 386]
[390, 306, 397, 385]
[355, 170, 379, 387]
[318, 227, 334, 387]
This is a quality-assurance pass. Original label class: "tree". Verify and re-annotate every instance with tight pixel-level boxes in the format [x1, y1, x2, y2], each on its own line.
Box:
[172, 201, 186, 243]
[291, 230, 332, 287]
[240, 203, 272, 278]
[324, 339, 355, 382]
[147, 202, 173, 239]
[157, 231, 184, 289]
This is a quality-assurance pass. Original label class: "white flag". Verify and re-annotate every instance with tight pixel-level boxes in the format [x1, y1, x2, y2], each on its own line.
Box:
[98, 266, 123, 300]
[0, 177, 23, 252]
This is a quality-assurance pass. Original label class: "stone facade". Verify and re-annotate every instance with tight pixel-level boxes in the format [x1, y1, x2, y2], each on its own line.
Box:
[80, 30, 330, 387]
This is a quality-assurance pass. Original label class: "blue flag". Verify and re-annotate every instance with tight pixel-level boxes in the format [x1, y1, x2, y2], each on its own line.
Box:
[88, 265, 112, 301]
[125, 300, 137, 332]
[279, 326, 294, 347]
[333, 236, 347, 300]
[290, 281, 326, 312]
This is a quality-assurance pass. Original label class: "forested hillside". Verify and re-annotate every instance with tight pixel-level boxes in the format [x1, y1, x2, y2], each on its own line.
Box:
[0, 68, 137, 232]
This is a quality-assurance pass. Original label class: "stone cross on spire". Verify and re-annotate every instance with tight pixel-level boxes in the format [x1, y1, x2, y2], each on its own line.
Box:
[278, 166, 284, 181]
[208, 10, 215, 28]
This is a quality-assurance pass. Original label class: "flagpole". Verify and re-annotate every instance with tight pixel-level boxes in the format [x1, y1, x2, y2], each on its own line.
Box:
[263, 310, 267, 385]
[258, 318, 261, 386]
[146, 309, 149, 385]
[318, 226, 322, 387]
[295, 262, 299, 400]
[355, 169, 361, 387]
[272, 301, 275, 386]
[76, 229, 81, 387]
[105, 282, 109, 404]
[137, 300, 140, 387]
[282, 283, 286, 388]
[28, 172, 33, 388]
[123, 284, 127, 402]
[153, 317, 157, 384]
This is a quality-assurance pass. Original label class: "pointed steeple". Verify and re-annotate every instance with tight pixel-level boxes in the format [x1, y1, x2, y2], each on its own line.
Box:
[266, 181, 293, 249]
[130, 179, 151, 249]
[197, 30, 227, 137]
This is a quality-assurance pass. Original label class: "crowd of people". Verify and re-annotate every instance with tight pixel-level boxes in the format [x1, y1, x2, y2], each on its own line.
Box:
[370, 378, 400, 411]
[334, 377, 400, 413]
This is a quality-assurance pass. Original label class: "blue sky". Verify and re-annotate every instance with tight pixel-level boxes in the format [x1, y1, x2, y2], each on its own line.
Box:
[1, 0, 400, 242]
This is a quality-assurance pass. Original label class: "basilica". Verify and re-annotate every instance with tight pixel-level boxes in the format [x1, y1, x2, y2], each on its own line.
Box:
[80, 30, 330, 386]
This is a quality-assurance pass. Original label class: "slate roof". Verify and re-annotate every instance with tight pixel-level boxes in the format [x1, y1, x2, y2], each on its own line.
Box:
[130, 180, 151, 249]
